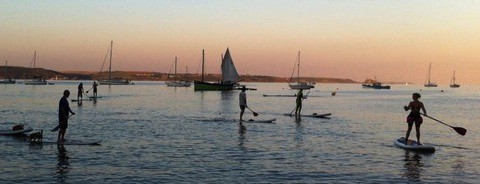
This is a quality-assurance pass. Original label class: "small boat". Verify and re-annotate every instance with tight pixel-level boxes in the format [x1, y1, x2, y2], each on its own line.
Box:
[166, 57, 191, 87]
[449, 70, 460, 88]
[361, 78, 391, 89]
[98, 41, 133, 85]
[24, 51, 52, 85]
[424, 62, 438, 87]
[288, 51, 314, 90]
[194, 48, 239, 91]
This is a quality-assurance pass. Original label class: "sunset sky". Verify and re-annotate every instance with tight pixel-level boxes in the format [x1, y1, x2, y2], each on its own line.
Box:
[1, 1, 479, 84]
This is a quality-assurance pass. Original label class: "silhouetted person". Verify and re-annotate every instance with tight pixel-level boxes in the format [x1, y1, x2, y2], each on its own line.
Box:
[77, 82, 83, 101]
[58, 90, 75, 142]
[239, 86, 247, 121]
[92, 81, 98, 99]
[295, 89, 303, 118]
[404, 93, 427, 145]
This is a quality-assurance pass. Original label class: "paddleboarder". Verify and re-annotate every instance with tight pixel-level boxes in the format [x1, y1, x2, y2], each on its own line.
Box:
[295, 89, 304, 117]
[404, 93, 427, 145]
[58, 90, 75, 142]
[92, 81, 98, 99]
[239, 86, 247, 121]
[77, 82, 84, 101]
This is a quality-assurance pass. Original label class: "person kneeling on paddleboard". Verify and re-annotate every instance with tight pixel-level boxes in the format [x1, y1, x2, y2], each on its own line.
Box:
[404, 93, 427, 145]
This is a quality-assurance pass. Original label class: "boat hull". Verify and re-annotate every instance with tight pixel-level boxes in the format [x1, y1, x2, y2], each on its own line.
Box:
[424, 83, 438, 87]
[99, 80, 132, 85]
[288, 82, 315, 90]
[24, 79, 47, 85]
[166, 81, 191, 87]
[450, 84, 460, 88]
[362, 84, 391, 89]
[0, 80, 16, 84]
[194, 81, 235, 91]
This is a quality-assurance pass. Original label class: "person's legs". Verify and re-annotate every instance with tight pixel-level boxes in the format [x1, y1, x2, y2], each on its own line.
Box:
[405, 123, 413, 145]
[415, 123, 421, 145]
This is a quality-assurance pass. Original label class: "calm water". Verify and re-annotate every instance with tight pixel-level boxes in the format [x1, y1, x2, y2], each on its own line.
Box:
[1, 81, 479, 183]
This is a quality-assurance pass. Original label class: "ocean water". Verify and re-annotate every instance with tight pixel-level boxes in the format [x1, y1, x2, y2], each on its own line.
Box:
[1, 81, 479, 183]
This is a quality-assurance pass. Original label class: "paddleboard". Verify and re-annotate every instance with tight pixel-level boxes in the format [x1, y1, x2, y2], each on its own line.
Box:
[283, 113, 332, 118]
[31, 140, 101, 145]
[0, 127, 33, 135]
[71, 99, 92, 102]
[241, 119, 276, 123]
[394, 137, 435, 152]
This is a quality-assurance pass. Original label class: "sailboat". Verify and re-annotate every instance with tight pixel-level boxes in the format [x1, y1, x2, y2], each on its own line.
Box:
[449, 70, 460, 88]
[288, 51, 314, 90]
[424, 62, 438, 87]
[0, 60, 16, 84]
[165, 57, 191, 87]
[194, 48, 239, 91]
[24, 51, 50, 85]
[98, 41, 132, 85]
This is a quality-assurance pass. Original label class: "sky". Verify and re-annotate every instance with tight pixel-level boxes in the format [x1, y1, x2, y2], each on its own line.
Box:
[1, 0, 480, 84]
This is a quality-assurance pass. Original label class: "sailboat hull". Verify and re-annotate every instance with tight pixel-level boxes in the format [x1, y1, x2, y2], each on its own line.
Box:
[424, 83, 438, 87]
[194, 81, 235, 91]
[166, 81, 191, 87]
[289, 82, 315, 90]
[450, 84, 460, 88]
[99, 80, 132, 85]
[0, 80, 16, 84]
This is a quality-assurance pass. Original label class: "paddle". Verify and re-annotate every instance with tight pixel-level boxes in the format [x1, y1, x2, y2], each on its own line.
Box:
[421, 113, 467, 136]
[51, 114, 74, 132]
[246, 107, 259, 116]
[83, 91, 92, 100]
[85, 87, 92, 93]
[288, 91, 311, 116]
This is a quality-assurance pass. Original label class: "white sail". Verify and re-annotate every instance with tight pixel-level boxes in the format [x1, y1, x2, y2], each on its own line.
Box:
[221, 48, 239, 84]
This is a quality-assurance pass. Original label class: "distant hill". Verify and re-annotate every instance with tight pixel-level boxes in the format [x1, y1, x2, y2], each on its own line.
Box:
[1, 66, 358, 83]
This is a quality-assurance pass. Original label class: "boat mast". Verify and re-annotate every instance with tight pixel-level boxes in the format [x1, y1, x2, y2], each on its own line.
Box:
[427, 62, 431, 84]
[174, 56, 177, 81]
[201, 50, 204, 82]
[451, 70, 456, 85]
[33, 50, 36, 69]
[297, 51, 300, 83]
[109, 41, 113, 82]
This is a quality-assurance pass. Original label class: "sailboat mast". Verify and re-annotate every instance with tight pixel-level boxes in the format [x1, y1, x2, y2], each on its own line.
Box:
[33, 50, 36, 69]
[201, 49, 205, 82]
[174, 56, 177, 81]
[109, 41, 113, 82]
[297, 51, 300, 83]
[427, 62, 431, 84]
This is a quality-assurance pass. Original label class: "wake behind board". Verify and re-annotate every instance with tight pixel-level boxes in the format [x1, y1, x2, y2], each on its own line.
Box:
[283, 113, 332, 118]
[394, 137, 435, 153]
[31, 140, 101, 145]
[241, 119, 276, 123]
[0, 127, 33, 135]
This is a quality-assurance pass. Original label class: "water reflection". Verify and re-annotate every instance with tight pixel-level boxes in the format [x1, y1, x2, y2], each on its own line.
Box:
[238, 122, 246, 149]
[402, 151, 430, 182]
[294, 118, 304, 148]
[56, 145, 70, 175]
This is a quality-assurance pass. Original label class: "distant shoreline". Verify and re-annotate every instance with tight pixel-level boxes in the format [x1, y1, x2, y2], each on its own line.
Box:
[0, 66, 407, 84]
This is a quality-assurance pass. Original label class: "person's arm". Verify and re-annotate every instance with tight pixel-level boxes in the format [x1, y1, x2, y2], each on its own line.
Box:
[421, 103, 427, 115]
[404, 102, 411, 111]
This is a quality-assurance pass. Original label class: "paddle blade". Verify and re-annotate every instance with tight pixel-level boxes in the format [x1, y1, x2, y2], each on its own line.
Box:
[253, 112, 259, 116]
[51, 125, 60, 132]
[453, 127, 467, 136]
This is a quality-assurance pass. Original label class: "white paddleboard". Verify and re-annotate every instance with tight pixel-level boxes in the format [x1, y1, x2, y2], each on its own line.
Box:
[394, 137, 435, 152]
[283, 113, 332, 118]
[241, 119, 276, 123]
[0, 128, 33, 135]
[31, 140, 101, 145]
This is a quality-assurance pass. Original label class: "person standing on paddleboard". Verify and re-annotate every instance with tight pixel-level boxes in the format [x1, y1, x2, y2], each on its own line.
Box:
[77, 82, 84, 101]
[58, 90, 75, 142]
[92, 81, 98, 99]
[404, 93, 427, 145]
[295, 89, 303, 118]
[239, 86, 248, 121]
